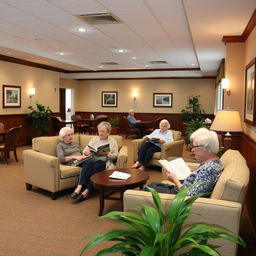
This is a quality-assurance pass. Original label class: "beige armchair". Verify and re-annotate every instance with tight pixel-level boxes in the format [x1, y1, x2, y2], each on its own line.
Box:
[131, 129, 184, 167]
[124, 150, 250, 256]
[23, 134, 128, 199]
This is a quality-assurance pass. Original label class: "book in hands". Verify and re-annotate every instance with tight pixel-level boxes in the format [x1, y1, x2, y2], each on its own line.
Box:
[109, 171, 131, 180]
[72, 155, 93, 166]
[158, 157, 192, 180]
[147, 137, 160, 142]
[88, 144, 110, 156]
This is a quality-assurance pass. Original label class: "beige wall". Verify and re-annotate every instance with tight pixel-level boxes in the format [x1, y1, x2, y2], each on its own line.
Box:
[74, 78, 216, 113]
[244, 27, 256, 140]
[225, 26, 256, 142]
[225, 43, 245, 113]
[0, 61, 60, 113]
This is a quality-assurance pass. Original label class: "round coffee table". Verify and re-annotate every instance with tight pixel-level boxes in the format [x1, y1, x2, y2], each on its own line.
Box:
[91, 168, 149, 216]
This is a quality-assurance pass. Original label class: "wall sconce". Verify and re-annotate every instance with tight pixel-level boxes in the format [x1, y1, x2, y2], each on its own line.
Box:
[221, 78, 231, 95]
[29, 88, 35, 98]
[132, 91, 138, 101]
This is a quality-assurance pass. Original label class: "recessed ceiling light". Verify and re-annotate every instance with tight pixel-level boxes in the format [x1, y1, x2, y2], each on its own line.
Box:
[98, 65, 103, 68]
[58, 52, 65, 56]
[145, 64, 150, 68]
[191, 63, 195, 66]
[77, 27, 87, 32]
[131, 57, 136, 60]
[112, 48, 129, 54]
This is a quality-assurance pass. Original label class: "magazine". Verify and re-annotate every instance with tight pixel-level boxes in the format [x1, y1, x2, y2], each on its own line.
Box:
[71, 155, 93, 166]
[88, 144, 110, 156]
[109, 171, 131, 180]
[158, 157, 192, 180]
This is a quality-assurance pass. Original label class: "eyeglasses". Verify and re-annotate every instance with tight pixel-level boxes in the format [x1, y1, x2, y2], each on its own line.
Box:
[191, 145, 205, 149]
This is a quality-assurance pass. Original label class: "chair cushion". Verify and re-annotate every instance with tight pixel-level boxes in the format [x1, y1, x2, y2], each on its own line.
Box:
[32, 135, 80, 156]
[171, 130, 182, 141]
[60, 164, 81, 178]
[211, 150, 250, 203]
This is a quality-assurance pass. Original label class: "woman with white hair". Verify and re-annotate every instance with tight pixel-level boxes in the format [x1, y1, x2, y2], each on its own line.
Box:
[145, 128, 223, 196]
[57, 127, 84, 166]
[57, 122, 118, 202]
[132, 119, 173, 171]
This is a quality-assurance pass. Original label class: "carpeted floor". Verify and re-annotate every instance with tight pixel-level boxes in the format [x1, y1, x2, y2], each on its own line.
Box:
[0, 139, 255, 255]
[0, 139, 165, 256]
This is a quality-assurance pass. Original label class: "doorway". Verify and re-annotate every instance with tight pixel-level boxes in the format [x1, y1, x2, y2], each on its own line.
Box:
[59, 88, 72, 120]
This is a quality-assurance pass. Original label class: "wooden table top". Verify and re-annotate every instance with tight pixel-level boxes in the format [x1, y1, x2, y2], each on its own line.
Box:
[91, 168, 149, 189]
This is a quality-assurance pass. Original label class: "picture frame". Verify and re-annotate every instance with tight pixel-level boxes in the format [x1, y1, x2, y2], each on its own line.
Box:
[153, 93, 173, 107]
[2, 85, 21, 108]
[101, 91, 118, 107]
[244, 58, 256, 125]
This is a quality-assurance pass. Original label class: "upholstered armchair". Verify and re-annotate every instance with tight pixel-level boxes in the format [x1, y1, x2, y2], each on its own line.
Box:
[23, 134, 128, 199]
[131, 129, 184, 167]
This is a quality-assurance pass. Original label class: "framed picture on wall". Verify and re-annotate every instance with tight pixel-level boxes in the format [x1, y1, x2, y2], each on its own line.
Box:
[2, 85, 21, 108]
[244, 58, 256, 125]
[101, 91, 118, 107]
[153, 93, 173, 107]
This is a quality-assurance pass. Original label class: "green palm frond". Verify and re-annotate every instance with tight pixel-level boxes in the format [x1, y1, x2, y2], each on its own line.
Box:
[81, 185, 245, 255]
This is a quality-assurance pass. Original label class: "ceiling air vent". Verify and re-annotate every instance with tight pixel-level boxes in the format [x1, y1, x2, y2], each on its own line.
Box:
[149, 60, 168, 64]
[101, 62, 119, 65]
[76, 13, 121, 25]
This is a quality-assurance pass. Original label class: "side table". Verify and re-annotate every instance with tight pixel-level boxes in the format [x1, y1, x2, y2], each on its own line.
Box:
[91, 168, 149, 216]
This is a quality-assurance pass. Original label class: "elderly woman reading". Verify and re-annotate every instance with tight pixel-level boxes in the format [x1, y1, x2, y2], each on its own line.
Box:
[132, 119, 173, 171]
[57, 122, 118, 202]
[145, 128, 223, 196]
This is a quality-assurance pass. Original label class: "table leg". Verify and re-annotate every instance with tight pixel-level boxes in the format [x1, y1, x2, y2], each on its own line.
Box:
[98, 189, 105, 216]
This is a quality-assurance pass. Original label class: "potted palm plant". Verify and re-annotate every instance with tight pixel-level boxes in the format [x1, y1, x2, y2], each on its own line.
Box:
[81, 185, 245, 255]
[27, 102, 52, 136]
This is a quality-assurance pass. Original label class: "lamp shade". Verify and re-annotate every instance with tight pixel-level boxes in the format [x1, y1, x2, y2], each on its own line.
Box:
[210, 110, 243, 132]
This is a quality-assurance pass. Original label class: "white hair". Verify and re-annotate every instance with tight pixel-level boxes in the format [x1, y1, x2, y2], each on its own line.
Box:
[159, 119, 170, 129]
[98, 121, 111, 133]
[59, 127, 73, 141]
[190, 127, 219, 154]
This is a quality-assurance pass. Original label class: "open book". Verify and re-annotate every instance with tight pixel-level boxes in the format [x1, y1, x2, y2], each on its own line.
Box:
[88, 144, 110, 156]
[71, 155, 93, 166]
[109, 171, 131, 180]
[146, 137, 160, 142]
[158, 157, 192, 180]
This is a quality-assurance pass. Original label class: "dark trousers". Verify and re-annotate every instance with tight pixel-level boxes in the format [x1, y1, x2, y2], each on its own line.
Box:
[78, 160, 106, 192]
[138, 141, 161, 166]
[142, 182, 178, 194]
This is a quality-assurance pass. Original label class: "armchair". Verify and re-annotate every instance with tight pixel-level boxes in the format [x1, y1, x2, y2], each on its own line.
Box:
[124, 150, 250, 256]
[132, 129, 184, 167]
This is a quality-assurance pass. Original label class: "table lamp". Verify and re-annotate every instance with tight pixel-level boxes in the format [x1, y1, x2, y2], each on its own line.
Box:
[210, 110, 243, 151]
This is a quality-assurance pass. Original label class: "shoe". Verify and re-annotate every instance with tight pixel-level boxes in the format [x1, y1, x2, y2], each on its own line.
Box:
[71, 192, 79, 199]
[131, 162, 141, 169]
[76, 193, 88, 202]
[138, 166, 145, 171]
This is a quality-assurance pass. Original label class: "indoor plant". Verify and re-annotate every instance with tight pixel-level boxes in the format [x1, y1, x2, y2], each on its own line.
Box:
[81, 185, 245, 255]
[27, 102, 52, 136]
[108, 116, 120, 134]
[181, 95, 205, 122]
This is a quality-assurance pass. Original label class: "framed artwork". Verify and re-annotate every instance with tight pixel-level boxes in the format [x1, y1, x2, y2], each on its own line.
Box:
[153, 93, 173, 107]
[2, 85, 21, 108]
[244, 58, 256, 125]
[101, 91, 118, 107]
